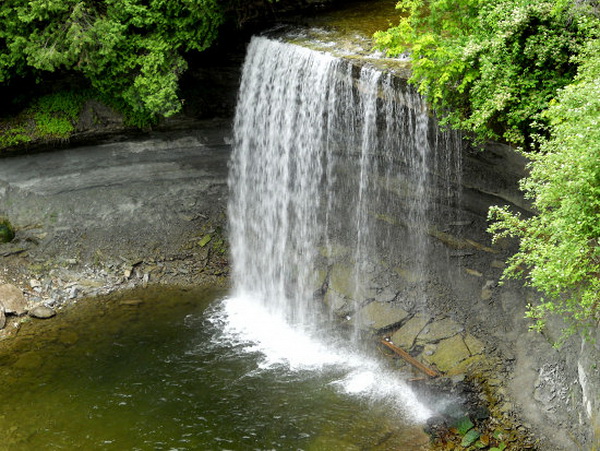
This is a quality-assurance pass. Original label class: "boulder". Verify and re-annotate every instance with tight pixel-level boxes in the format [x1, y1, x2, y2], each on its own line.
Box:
[328, 265, 379, 302]
[422, 334, 471, 373]
[0, 284, 27, 316]
[354, 301, 409, 331]
[28, 305, 56, 319]
[417, 317, 464, 344]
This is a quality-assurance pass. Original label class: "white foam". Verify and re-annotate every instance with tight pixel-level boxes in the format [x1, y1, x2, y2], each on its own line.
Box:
[210, 294, 432, 423]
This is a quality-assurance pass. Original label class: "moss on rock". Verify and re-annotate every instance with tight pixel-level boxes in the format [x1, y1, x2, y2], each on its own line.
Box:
[0, 218, 15, 243]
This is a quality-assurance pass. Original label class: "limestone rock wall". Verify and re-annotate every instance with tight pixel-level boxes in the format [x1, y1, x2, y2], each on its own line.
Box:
[315, 130, 598, 449]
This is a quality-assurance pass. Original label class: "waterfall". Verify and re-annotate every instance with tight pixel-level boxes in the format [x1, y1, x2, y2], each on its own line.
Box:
[224, 35, 461, 420]
[229, 35, 459, 322]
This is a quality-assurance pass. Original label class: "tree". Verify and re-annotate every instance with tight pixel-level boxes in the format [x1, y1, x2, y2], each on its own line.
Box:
[373, 0, 595, 147]
[375, 0, 600, 340]
[0, 0, 224, 122]
[488, 39, 600, 341]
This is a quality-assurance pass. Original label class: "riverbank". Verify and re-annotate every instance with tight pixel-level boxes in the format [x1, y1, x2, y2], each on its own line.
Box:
[0, 121, 231, 340]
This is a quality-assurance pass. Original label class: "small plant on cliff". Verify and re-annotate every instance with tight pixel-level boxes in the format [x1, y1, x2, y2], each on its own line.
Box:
[0, 218, 15, 243]
[0, 125, 31, 148]
[33, 91, 89, 139]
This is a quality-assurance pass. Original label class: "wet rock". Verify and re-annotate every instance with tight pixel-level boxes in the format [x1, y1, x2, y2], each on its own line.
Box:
[422, 334, 471, 373]
[0, 308, 5, 330]
[423, 343, 437, 356]
[417, 317, 464, 343]
[29, 279, 42, 289]
[481, 279, 495, 301]
[390, 314, 430, 349]
[394, 266, 423, 283]
[353, 301, 408, 331]
[464, 334, 485, 355]
[481, 288, 493, 301]
[0, 284, 27, 316]
[318, 243, 349, 259]
[28, 306, 56, 319]
[491, 259, 506, 269]
[328, 264, 380, 301]
[323, 289, 348, 314]
[465, 268, 483, 277]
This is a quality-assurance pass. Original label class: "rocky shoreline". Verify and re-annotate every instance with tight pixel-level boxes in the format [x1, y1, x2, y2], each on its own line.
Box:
[0, 237, 229, 341]
[0, 122, 231, 341]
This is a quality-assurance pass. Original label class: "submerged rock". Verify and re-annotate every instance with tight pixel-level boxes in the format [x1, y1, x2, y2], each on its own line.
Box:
[59, 330, 79, 346]
[13, 351, 43, 370]
[0, 284, 27, 316]
[119, 299, 144, 306]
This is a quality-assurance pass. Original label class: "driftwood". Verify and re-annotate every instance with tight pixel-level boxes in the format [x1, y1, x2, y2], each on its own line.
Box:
[380, 339, 441, 378]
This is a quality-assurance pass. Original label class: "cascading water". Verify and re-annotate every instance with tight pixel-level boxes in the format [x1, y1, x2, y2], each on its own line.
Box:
[223, 35, 461, 423]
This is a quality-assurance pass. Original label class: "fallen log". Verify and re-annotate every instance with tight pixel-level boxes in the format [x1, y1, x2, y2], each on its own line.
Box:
[380, 339, 441, 378]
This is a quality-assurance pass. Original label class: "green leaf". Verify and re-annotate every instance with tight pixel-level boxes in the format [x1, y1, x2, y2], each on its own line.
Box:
[454, 416, 474, 436]
[461, 428, 481, 447]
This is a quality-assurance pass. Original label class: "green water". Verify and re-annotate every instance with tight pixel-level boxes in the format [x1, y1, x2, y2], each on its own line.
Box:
[288, 0, 412, 76]
[0, 287, 430, 450]
[308, 0, 401, 37]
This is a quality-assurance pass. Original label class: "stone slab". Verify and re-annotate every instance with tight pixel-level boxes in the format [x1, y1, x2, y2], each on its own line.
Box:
[354, 301, 409, 331]
[390, 314, 430, 349]
[417, 317, 464, 343]
[423, 334, 471, 373]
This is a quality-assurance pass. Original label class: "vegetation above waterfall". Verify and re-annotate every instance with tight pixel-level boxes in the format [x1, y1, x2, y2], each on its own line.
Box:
[0, 0, 308, 147]
[375, 0, 600, 341]
[373, 0, 596, 147]
[0, 0, 224, 141]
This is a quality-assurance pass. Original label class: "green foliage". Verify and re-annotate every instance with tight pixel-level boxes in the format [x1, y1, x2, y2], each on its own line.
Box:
[488, 39, 600, 342]
[455, 416, 475, 436]
[376, 0, 600, 339]
[0, 0, 224, 122]
[33, 91, 88, 138]
[374, 0, 596, 146]
[0, 90, 89, 148]
[0, 126, 31, 148]
[461, 428, 481, 447]
[0, 218, 15, 243]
